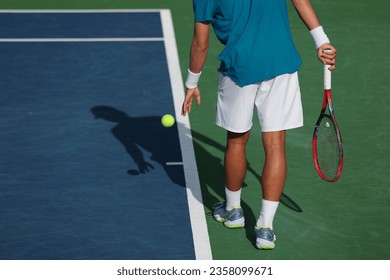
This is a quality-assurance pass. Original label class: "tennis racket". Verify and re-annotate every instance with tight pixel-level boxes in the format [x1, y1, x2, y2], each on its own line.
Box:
[312, 51, 343, 182]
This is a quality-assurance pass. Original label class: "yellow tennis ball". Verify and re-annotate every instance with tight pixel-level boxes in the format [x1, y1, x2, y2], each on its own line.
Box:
[161, 114, 175, 127]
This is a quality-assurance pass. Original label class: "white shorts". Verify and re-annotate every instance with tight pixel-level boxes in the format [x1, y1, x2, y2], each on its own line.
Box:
[216, 72, 303, 133]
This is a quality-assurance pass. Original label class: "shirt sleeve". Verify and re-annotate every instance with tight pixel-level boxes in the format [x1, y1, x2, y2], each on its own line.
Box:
[193, 0, 216, 22]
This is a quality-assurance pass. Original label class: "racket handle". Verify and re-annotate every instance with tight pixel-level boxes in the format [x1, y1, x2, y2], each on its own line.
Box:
[323, 49, 332, 90]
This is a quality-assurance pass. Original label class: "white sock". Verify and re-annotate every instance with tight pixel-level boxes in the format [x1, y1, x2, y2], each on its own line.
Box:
[256, 199, 279, 229]
[225, 187, 241, 211]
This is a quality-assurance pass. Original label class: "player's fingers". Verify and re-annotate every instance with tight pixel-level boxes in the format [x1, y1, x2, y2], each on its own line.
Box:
[181, 102, 189, 116]
[181, 91, 193, 116]
[318, 51, 336, 66]
[186, 93, 195, 111]
[196, 94, 201, 105]
[320, 44, 336, 55]
[323, 56, 336, 70]
[320, 46, 336, 60]
[317, 48, 325, 64]
[323, 53, 336, 61]
[325, 57, 335, 64]
[181, 100, 189, 116]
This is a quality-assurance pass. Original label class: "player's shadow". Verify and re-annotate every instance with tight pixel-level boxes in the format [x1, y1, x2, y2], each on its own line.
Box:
[90, 105, 302, 246]
[190, 130, 302, 247]
[90, 105, 185, 187]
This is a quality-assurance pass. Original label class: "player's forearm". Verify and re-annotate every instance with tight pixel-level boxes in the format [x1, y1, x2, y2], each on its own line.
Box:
[189, 38, 208, 74]
[291, 0, 320, 30]
[184, 41, 207, 89]
[188, 22, 210, 74]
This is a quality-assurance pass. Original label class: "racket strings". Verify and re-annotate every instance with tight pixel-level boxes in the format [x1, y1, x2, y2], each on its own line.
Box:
[315, 117, 340, 180]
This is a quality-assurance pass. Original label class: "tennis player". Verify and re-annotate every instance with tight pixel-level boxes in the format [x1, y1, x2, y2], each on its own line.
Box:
[181, 0, 336, 249]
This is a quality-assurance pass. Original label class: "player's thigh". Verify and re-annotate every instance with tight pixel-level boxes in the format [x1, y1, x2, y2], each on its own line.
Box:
[255, 72, 303, 132]
[216, 73, 258, 133]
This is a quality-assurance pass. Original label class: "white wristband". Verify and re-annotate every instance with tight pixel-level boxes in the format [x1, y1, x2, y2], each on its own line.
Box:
[310, 26, 330, 49]
[185, 69, 202, 89]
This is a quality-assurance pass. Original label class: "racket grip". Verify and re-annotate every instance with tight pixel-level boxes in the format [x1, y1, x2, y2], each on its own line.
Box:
[323, 49, 332, 90]
[324, 64, 331, 90]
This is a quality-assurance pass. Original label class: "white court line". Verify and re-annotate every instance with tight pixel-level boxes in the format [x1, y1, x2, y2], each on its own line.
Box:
[0, 38, 164, 43]
[0, 9, 162, 13]
[166, 162, 184, 166]
[0, 9, 164, 43]
[160, 9, 212, 260]
[0, 9, 212, 260]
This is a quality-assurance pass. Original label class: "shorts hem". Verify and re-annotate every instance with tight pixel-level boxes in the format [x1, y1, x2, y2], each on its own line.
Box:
[260, 122, 304, 132]
[216, 122, 252, 133]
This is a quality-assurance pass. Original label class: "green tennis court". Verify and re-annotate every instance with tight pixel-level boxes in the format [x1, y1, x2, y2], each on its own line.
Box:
[1, 0, 389, 260]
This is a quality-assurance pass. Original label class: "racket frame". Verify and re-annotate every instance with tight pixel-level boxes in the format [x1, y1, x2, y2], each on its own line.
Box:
[312, 62, 344, 182]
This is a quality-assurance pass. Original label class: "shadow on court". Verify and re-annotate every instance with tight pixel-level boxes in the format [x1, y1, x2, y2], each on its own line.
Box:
[190, 130, 302, 247]
[90, 106, 302, 248]
[91, 105, 185, 187]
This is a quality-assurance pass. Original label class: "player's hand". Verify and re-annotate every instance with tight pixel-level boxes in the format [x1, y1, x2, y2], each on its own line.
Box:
[318, 43, 336, 71]
[181, 87, 201, 116]
[137, 161, 154, 174]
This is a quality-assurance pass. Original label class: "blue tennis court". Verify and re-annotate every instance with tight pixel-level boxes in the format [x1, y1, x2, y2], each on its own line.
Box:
[0, 2, 389, 279]
[0, 10, 210, 260]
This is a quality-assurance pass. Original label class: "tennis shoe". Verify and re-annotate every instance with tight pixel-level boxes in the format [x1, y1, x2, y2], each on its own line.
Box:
[255, 227, 276, 249]
[213, 201, 245, 228]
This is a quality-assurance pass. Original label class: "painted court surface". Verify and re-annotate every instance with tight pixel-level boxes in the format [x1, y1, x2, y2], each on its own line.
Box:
[0, 10, 209, 260]
[0, 0, 389, 261]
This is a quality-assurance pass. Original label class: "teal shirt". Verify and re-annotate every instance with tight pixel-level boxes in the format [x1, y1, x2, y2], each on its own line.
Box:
[193, 0, 302, 86]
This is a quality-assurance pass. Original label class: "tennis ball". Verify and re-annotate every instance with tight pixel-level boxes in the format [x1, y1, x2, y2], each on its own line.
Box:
[161, 114, 175, 127]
